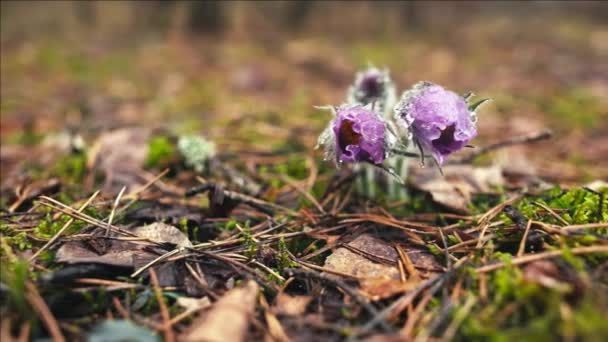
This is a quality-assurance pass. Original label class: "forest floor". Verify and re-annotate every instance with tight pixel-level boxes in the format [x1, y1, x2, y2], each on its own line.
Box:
[1, 15, 608, 341]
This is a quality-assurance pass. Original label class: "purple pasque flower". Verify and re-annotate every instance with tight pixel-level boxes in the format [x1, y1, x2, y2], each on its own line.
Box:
[394, 81, 477, 165]
[347, 67, 396, 116]
[316, 105, 389, 165]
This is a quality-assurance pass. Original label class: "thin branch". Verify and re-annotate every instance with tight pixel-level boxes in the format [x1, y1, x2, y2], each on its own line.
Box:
[450, 129, 553, 164]
[25, 282, 65, 342]
[476, 245, 608, 273]
[186, 180, 297, 216]
[517, 219, 533, 257]
[106, 186, 126, 236]
[532, 201, 569, 226]
[149, 268, 175, 342]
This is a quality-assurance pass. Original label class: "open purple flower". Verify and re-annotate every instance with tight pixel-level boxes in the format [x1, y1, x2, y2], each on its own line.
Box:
[347, 67, 396, 117]
[317, 105, 388, 165]
[394, 82, 477, 165]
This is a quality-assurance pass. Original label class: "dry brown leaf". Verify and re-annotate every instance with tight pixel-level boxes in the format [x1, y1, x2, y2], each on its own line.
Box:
[324, 235, 442, 300]
[132, 222, 192, 248]
[87, 127, 150, 192]
[409, 165, 505, 213]
[324, 234, 401, 280]
[183, 280, 259, 342]
[55, 241, 155, 268]
[176, 296, 211, 312]
[272, 293, 312, 316]
[522, 260, 577, 293]
[264, 311, 291, 342]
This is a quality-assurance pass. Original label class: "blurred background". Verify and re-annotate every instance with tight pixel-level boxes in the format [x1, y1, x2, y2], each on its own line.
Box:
[1, 0, 607, 184]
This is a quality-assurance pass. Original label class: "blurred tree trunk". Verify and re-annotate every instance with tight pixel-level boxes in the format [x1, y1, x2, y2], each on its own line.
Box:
[283, 1, 315, 32]
[401, 1, 422, 32]
[75, 1, 96, 28]
[189, 0, 225, 34]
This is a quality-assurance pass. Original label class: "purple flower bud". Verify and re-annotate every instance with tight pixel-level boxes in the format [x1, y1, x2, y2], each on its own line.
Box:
[347, 67, 396, 117]
[394, 82, 477, 165]
[317, 105, 388, 165]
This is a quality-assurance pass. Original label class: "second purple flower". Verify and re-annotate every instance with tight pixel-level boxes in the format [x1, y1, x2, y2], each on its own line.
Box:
[394, 81, 478, 165]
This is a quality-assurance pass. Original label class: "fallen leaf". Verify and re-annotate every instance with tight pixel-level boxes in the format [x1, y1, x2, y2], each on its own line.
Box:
[55, 240, 155, 268]
[523, 260, 586, 295]
[409, 165, 505, 213]
[265, 311, 291, 342]
[183, 280, 259, 342]
[88, 127, 151, 192]
[176, 296, 211, 312]
[272, 293, 312, 316]
[324, 235, 400, 280]
[324, 234, 442, 300]
[132, 222, 193, 248]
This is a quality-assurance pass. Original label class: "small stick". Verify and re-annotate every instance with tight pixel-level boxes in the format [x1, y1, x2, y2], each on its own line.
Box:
[438, 228, 451, 269]
[112, 297, 130, 319]
[25, 282, 65, 342]
[149, 269, 175, 342]
[252, 260, 286, 282]
[106, 186, 126, 236]
[131, 249, 181, 278]
[395, 244, 419, 281]
[476, 245, 608, 273]
[289, 251, 361, 279]
[122, 168, 170, 201]
[186, 180, 297, 216]
[561, 222, 608, 232]
[400, 290, 433, 337]
[517, 219, 533, 257]
[279, 174, 326, 214]
[441, 296, 477, 341]
[532, 201, 569, 226]
[29, 191, 100, 261]
[450, 129, 553, 164]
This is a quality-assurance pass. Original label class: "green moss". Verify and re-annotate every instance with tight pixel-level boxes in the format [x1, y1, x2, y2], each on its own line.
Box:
[277, 237, 297, 270]
[52, 152, 87, 183]
[4, 126, 44, 146]
[145, 136, 177, 169]
[0, 255, 33, 322]
[240, 225, 258, 259]
[1, 232, 32, 251]
[34, 214, 88, 240]
[216, 218, 239, 233]
[515, 187, 607, 227]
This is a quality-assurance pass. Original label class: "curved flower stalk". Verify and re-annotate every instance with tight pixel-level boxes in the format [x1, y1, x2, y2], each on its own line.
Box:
[346, 66, 409, 199]
[394, 81, 485, 168]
